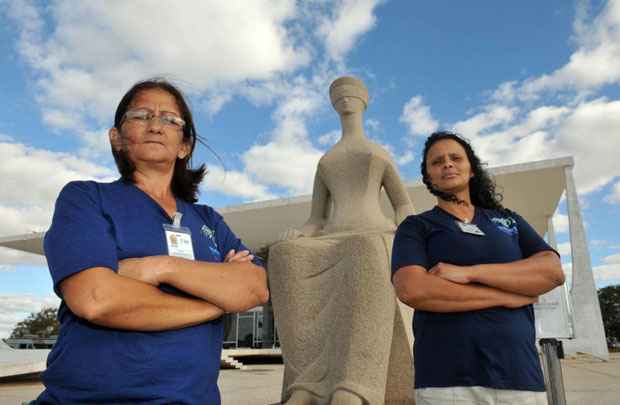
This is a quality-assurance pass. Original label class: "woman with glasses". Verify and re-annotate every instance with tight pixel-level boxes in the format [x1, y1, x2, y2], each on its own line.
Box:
[391, 131, 565, 405]
[34, 79, 268, 404]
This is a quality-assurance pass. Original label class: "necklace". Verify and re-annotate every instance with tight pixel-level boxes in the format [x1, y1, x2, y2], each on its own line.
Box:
[438, 205, 475, 224]
[459, 209, 475, 223]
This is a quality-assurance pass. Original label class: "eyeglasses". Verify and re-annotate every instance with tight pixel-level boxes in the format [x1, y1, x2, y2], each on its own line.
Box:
[122, 109, 186, 130]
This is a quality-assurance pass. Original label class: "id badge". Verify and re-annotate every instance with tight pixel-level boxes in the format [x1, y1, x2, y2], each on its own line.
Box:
[163, 213, 195, 260]
[456, 221, 485, 236]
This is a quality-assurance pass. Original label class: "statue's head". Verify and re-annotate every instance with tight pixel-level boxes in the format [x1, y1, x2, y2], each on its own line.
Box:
[329, 76, 369, 115]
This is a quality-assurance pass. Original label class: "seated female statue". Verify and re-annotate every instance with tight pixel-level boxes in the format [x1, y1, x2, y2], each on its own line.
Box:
[269, 76, 415, 405]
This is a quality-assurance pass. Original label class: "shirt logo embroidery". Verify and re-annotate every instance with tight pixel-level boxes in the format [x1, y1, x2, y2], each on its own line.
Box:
[201, 225, 221, 259]
[491, 216, 518, 236]
[201, 225, 216, 244]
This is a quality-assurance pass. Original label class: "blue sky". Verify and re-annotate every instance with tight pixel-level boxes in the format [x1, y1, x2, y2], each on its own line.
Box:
[0, 0, 619, 338]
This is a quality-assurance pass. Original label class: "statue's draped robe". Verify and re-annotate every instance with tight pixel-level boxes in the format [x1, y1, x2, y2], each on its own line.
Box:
[269, 231, 414, 404]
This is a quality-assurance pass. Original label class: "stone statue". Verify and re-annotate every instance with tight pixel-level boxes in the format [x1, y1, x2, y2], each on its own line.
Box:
[269, 76, 416, 405]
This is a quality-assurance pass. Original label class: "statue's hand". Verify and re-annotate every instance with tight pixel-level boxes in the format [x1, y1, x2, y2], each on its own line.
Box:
[278, 228, 304, 241]
[395, 203, 415, 225]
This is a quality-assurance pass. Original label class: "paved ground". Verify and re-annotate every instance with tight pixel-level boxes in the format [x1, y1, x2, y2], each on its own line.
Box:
[1, 353, 619, 404]
[560, 353, 620, 404]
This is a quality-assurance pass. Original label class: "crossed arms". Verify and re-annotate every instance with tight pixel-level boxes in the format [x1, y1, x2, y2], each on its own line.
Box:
[60, 250, 269, 331]
[393, 250, 564, 312]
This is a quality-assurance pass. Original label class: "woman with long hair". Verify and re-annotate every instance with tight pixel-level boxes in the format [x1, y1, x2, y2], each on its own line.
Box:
[392, 131, 564, 405]
[35, 78, 268, 404]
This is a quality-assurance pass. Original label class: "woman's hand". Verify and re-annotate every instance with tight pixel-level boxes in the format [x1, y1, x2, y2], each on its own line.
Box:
[429, 262, 474, 284]
[224, 249, 254, 263]
[118, 256, 171, 286]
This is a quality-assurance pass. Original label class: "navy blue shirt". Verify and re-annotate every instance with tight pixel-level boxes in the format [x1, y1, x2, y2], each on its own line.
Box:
[36, 180, 260, 405]
[392, 206, 555, 391]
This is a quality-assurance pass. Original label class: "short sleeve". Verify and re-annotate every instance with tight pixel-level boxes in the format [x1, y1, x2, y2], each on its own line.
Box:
[44, 181, 118, 297]
[209, 207, 264, 268]
[391, 215, 430, 278]
[512, 211, 559, 259]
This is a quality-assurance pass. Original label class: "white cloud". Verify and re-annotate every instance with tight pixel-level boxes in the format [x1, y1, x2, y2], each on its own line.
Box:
[243, 134, 323, 195]
[591, 239, 620, 249]
[0, 204, 50, 239]
[491, 81, 518, 104]
[441, 97, 620, 196]
[553, 213, 569, 234]
[318, 130, 341, 146]
[202, 166, 276, 202]
[603, 252, 620, 265]
[6, 0, 310, 130]
[593, 262, 620, 286]
[0, 141, 115, 213]
[430, 1, 620, 199]
[317, 0, 383, 61]
[241, 76, 326, 195]
[498, 0, 620, 100]
[366, 118, 381, 133]
[204, 92, 234, 117]
[604, 180, 620, 204]
[555, 98, 620, 194]
[558, 242, 572, 257]
[400, 96, 439, 137]
[0, 140, 114, 265]
[78, 128, 115, 161]
[42, 109, 83, 131]
[4, 1, 387, 202]
[563, 253, 620, 288]
[0, 294, 60, 339]
[592, 251, 620, 287]
[452, 105, 517, 139]
[522, 106, 571, 131]
[397, 150, 415, 166]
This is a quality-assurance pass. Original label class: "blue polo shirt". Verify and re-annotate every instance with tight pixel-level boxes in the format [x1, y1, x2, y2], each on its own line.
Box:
[392, 206, 556, 391]
[36, 180, 261, 405]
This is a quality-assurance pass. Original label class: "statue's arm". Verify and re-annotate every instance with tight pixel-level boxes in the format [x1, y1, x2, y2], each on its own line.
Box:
[299, 169, 330, 236]
[383, 161, 414, 225]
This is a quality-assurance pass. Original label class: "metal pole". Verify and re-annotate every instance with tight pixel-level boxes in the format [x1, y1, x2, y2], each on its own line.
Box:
[540, 338, 567, 405]
[253, 311, 258, 348]
[235, 313, 239, 349]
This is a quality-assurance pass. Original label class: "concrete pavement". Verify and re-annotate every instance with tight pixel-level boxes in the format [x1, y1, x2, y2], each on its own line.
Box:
[1, 353, 618, 404]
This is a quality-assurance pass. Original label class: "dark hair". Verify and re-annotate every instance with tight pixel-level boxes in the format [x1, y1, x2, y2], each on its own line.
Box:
[112, 78, 206, 203]
[421, 131, 504, 210]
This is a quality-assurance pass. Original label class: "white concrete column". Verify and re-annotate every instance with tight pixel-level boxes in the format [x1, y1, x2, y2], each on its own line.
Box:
[562, 165, 609, 359]
[546, 215, 574, 338]
[546, 215, 557, 250]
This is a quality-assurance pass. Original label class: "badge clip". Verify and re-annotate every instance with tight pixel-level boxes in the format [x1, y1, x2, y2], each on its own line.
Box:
[163, 212, 195, 260]
[456, 220, 485, 236]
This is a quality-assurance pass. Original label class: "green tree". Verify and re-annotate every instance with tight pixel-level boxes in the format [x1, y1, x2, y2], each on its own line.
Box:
[10, 307, 60, 339]
[598, 285, 620, 347]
